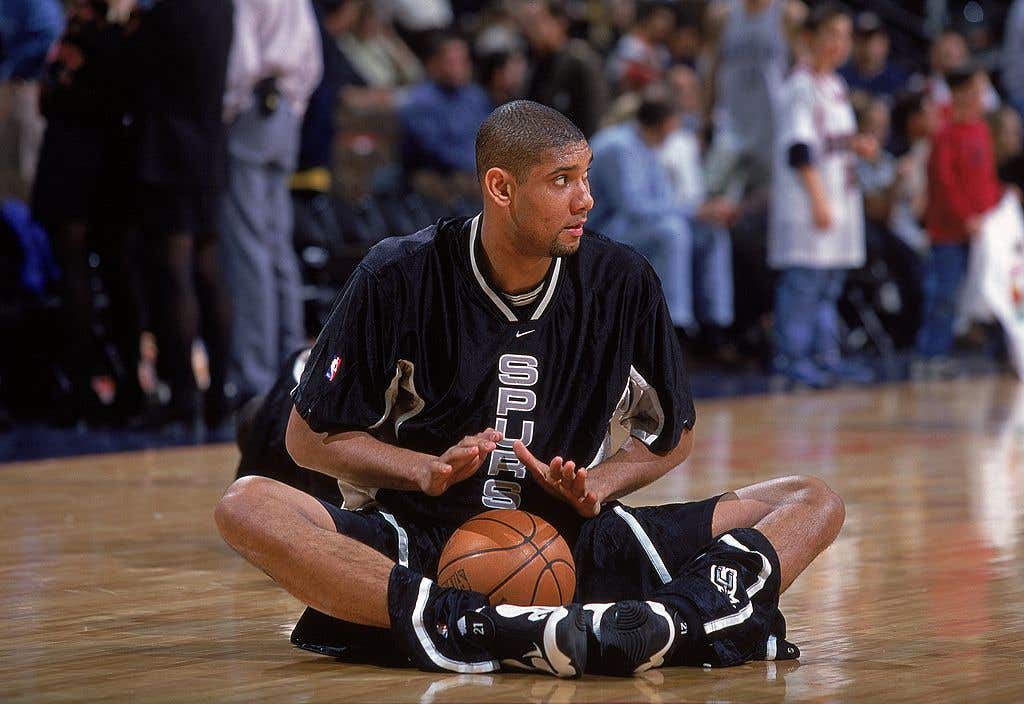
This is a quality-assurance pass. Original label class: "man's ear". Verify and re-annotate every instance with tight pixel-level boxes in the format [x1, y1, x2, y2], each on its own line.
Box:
[483, 166, 515, 206]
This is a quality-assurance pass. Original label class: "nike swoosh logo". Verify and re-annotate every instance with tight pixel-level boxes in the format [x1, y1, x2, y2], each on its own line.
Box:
[516, 330, 535, 338]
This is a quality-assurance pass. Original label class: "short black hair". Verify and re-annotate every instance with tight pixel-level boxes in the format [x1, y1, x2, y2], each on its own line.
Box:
[423, 30, 466, 62]
[891, 90, 926, 132]
[946, 65, 982, 90]
[475, 100, 586, 182]
[804, 2, 850, 33]
[635, 83, 678, 128]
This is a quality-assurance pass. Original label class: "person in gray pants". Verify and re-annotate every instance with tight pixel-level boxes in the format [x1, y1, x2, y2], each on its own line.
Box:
[219, 0, 323, 405]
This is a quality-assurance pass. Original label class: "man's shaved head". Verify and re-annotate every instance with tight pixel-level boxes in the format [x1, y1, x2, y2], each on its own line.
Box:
[475, 100, 586, 182]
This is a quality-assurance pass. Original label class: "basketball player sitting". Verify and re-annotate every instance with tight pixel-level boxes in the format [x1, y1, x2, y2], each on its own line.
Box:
[215, 100, 845, 678]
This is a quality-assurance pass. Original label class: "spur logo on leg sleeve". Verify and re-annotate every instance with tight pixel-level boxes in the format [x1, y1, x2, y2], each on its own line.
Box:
[710, 565, 740, 606]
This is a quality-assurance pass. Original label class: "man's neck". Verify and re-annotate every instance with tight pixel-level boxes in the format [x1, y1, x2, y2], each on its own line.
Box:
[856, 57, 884, 78]
[480, 218, 552, 295]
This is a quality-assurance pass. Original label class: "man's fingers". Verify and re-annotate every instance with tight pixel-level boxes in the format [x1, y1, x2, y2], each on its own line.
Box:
[549, 456, 564, 484]
[561, 460, 576, 484]
[513, 440, 543, 472]
[517, 441, 559, 490]
[569, 466, 587, 498]
[578, 491, 600, 517]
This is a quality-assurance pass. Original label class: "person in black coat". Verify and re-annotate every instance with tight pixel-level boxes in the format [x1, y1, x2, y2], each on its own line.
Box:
[132, 0, 235, 430]
[31, 0, 146, 425]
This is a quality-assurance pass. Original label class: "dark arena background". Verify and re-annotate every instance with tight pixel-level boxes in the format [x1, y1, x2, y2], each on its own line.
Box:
[2, 0, 1023, 701]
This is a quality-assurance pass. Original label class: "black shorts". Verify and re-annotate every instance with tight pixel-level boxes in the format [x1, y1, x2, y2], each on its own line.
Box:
[314, 495, 725, 602]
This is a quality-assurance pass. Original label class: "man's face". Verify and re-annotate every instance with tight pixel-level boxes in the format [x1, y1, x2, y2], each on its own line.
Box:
[854, 32, 889, 70]
[932, 33, 967, 73]
[666, 65, 700, 115]
[814, 16, 853, 71]
[432, 40, 472, 88]
[644, 7, 676, 44]
[508, 141, 594, 258]
[520, 3, 564, 52]
[954, 74, 985, 116]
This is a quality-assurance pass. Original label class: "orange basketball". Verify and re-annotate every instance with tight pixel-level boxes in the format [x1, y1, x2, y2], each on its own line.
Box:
[436, 509, 576, 606]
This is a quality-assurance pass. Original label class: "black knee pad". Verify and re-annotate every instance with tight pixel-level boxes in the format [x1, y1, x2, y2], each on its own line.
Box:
[655, 528, 786, 667]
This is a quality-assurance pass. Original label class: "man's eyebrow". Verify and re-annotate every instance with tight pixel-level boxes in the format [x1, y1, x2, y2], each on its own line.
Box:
[546, 158, 593, 176]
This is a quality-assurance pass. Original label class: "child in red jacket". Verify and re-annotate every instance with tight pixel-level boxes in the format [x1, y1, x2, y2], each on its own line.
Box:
[916, 67, 1002, 361]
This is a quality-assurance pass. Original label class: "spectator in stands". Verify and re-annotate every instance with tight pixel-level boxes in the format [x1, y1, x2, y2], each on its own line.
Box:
[0, 0, 63, 197]
[519, 0, 608, 137]
[658, 64, 736, 351]
[667, 6, 704, 69]
[665, 60, 703, 132]
[928, 31, 999, 117]
[607, 0, 675, 93]
[915, 67, 1002, 371]
[294, 0, 366, 193]
[399, 33, 490, 206]
[219, 0, 322, 411]
[1004, 0, 1024, 119]
[839, 12, 908, 103]
[703, 0, 806, 200]
[888, 93, 935, 251]
[769, 4, 873, 388]
[855, 99, 897, 230]
[589, 83, 694, 332]
[32, 0, 145, 425]
[336, 2, 422, 91]
[993, 104, 1024, 195]
[989, 105, 1023, 174]
[477, 47, 527, 108]
[133, 0, 234, 429]
[386, 0, 453, 57]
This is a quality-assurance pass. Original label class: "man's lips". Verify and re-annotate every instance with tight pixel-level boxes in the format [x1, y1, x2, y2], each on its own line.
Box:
[563, 221, 586, 235]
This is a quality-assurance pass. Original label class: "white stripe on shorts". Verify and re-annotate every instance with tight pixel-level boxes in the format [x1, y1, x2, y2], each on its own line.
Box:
[378, 510, 409, 568]
[613, 506, 672, 585]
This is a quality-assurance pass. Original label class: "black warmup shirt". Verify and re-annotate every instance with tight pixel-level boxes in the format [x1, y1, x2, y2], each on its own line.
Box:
[291, 215, 695, 537]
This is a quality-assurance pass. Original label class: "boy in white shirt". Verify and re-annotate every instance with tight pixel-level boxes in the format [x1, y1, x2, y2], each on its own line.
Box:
[769, 3, 875, 387]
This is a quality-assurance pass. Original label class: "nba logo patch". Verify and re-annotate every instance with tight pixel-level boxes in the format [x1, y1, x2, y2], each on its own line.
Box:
[326, 355, 342, 381]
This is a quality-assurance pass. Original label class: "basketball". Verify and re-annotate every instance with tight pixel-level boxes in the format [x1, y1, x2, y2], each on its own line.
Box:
[436, 509, 576, 606]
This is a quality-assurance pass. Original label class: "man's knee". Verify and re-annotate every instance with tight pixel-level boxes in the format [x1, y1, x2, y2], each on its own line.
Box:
[732, 474, 845, 534]
[787, 475, 846, 536]
[214, 475, 279, 543]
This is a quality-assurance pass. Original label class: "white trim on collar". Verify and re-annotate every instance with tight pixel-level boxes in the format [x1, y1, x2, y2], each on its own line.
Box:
[467, 213, 562, 323]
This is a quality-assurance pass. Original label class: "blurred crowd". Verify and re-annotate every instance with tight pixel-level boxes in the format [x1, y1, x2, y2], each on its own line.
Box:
[1, 0, 1024, 432]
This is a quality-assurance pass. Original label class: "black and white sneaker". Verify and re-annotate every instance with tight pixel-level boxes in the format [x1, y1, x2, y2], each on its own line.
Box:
[459, 604, 588, 678]
[584, 601, 684, 676]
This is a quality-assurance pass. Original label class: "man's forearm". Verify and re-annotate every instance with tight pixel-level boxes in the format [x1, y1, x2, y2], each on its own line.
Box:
[587, 430, 695, 504]
[285, 407, 433, 492]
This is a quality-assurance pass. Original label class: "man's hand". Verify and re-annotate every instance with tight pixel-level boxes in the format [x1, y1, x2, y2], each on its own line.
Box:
[697, 196, 739, 227]
[513, 441, 601, 517]
[811, 196, 834, 231]
[419, 429, 503, 497]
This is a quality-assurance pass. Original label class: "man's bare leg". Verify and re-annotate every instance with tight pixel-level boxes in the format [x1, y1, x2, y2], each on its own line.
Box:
[709, 474, 845, 592]
[214, 475, 394, 627]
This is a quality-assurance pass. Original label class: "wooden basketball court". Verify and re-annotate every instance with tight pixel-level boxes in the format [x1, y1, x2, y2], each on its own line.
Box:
[3, 376, 1023, 702]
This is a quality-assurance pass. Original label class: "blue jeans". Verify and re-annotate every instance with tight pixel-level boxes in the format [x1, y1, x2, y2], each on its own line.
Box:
[915, 242, 970, 358]
[773, 267, 847, 371]
[688, 217, 734, 328]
